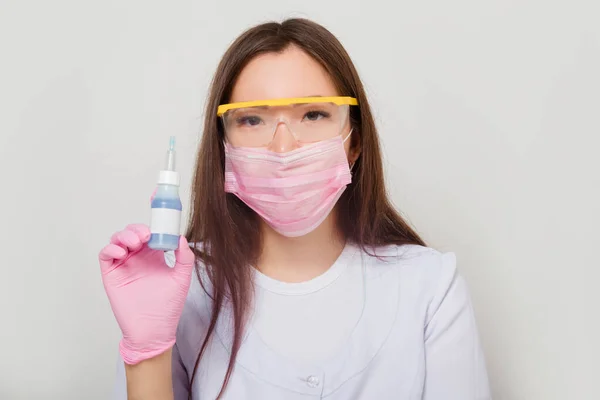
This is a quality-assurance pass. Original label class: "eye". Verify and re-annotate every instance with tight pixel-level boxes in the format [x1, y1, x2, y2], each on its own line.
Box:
[236, 116, 263, 127]
[303, 110, 330, 122]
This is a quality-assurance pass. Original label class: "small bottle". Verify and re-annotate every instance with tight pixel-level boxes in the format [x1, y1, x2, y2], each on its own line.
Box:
[148, 136, 182, 251]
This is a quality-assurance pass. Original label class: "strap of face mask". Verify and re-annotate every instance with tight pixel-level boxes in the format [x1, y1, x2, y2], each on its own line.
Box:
[343, 128, 354, 144]
[344, 128, 356, 174]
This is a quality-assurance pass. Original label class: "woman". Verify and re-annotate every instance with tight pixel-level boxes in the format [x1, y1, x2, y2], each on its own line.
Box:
[100, 18, 491, 400]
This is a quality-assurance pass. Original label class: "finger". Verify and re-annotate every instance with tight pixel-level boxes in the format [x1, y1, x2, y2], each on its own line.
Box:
[99, 243, 127, 272]
[150, 187, 157, 203]
[110, 229, 143, 252]
[125, 224, 151, 244]
[173, 236, 195, 269]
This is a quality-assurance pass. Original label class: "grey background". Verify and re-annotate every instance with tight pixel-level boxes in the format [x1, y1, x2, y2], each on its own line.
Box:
[1, 0, 598, 399]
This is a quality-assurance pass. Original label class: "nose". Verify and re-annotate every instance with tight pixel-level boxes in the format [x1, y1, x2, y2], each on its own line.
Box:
[267, 121, 300, 153]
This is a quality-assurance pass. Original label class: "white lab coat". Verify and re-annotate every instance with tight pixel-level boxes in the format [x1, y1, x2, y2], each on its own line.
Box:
[114, 244, 492, 399]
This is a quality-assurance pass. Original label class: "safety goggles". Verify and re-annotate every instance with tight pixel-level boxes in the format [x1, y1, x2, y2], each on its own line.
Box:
[217, 96, 359, 147]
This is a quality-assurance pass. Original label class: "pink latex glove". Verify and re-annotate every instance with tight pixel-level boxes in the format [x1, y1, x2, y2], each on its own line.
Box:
[99, 223, 195, 364]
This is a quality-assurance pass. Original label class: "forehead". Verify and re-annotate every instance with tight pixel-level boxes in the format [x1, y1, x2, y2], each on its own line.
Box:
[230, 45, 339, 103]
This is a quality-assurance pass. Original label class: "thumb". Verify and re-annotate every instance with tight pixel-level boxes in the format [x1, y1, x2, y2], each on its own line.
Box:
[174, 235, 195, 269]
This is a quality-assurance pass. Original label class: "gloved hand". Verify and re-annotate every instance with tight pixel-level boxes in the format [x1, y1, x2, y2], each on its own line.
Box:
[99, 223, 195, 365]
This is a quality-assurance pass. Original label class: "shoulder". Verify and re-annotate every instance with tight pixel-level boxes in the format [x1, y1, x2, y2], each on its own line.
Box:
[360, 243, 457, 284]
[358, 243, 464, 310]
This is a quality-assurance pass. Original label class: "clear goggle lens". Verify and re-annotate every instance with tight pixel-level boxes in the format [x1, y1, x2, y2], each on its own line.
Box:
[221, 102, 350, 147]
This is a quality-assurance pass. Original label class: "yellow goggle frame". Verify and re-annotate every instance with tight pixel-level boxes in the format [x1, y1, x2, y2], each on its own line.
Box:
[216, 96, 359, 116]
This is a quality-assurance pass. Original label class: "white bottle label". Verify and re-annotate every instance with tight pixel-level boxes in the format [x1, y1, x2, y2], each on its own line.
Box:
[150, 208, 181, 236]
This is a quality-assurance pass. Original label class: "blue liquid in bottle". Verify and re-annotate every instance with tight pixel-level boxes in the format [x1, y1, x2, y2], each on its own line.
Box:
[148, 184, 182, 251]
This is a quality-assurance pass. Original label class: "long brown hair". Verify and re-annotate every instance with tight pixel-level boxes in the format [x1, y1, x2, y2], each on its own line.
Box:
[185, 18, 425, 398]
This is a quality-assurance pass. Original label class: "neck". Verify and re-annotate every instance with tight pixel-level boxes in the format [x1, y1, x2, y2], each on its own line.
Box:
[256, 212, 345, 283]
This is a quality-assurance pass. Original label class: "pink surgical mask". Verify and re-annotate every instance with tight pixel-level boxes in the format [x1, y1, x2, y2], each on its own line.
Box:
[224, 131, 353, 237]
